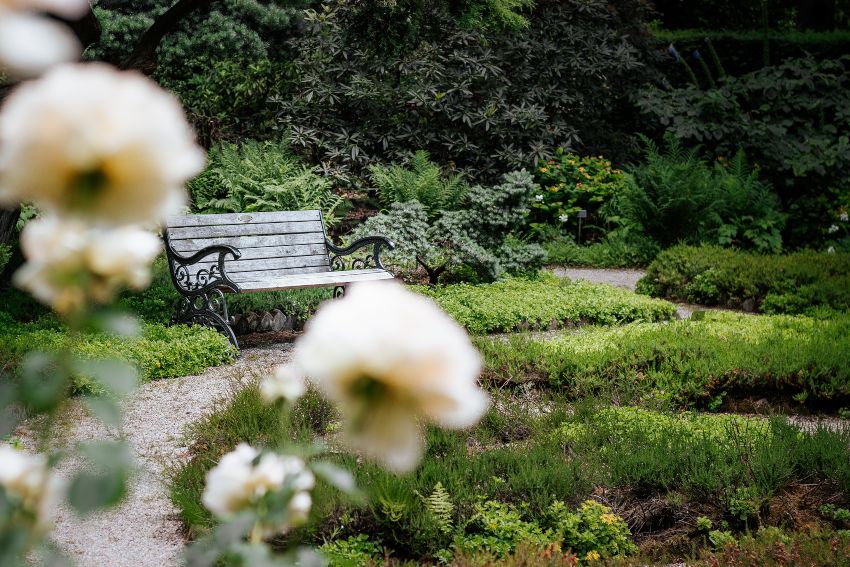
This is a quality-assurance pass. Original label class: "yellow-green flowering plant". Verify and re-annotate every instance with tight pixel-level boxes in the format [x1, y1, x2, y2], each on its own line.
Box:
[531, 149, 628, 236]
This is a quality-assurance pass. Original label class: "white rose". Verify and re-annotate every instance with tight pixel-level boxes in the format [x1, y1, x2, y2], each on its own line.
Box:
[559, 214, 569, 223]
[202, 444, 314, 534]
[828, 246, 836, 254]
[0, 444, 64, 531]
[841, 212, 849, 222]
[260, 364, 307, 403]
[287, 491, 312, 526]
[14, 216, 162, 313]
[0, 63, 205, 224]
[0, 0, 89, 77]
[291, 281, 488, 473]
[829, 224, 839, 234]
[202, 444, 266, 518]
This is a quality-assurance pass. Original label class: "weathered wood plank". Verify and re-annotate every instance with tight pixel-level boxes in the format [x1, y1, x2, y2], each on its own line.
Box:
[196, 254, 330, 273]
[238, 269, 394, 292]
[170, 242, 328, 260]
[170, 233, 326, 250]
[169, 220, 324, 240]
[230, 265, 331, 283]
[167, 210, 321, 228]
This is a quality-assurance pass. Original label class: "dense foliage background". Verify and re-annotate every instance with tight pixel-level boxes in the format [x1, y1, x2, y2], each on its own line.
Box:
[1, 0, 848, 278]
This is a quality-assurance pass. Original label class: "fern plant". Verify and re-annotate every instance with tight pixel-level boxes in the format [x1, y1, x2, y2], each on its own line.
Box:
[189, 139, 345, 226]
[369, 150, 468, 219]
[422, 482, 454, 535]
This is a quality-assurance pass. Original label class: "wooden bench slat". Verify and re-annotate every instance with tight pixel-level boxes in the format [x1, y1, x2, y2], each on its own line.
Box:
[168, 220, 325, 240]
[229, 265, 331, 283]
[195, 255, 330, 274]
[167, 210, 321, 228]
[170, 233, 327, 250]
[238, 269, 394, 292]
[170, 242, 327, 260]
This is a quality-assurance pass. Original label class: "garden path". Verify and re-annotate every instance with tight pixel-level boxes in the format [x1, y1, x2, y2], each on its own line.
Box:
[549, 267, 700, 318]
[18, 345, 292, 567]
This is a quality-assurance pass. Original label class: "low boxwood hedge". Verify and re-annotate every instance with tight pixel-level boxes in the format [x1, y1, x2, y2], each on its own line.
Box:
[636, 245, 850, 315]
[418, 274, 676, 334]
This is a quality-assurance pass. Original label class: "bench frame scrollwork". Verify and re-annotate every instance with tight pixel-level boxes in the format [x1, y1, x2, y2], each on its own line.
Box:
[164, 234, 241, 348]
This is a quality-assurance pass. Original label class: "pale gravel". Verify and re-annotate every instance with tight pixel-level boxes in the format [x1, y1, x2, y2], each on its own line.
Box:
[18, 345, 293, 567]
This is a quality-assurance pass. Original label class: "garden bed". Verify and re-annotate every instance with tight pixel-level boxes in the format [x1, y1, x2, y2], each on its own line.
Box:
[169, 384, 850, 565]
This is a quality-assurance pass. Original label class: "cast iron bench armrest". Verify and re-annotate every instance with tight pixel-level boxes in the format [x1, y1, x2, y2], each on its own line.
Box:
[326, 236, 395, 271]
[164, 234, 242, 294]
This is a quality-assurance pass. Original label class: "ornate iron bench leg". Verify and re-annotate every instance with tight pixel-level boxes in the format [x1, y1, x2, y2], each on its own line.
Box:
[172, 288, 239, 351]
[333, 285, 345, 299]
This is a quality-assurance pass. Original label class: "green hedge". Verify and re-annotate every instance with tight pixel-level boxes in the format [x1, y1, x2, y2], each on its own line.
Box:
[417, 274, 676, 335]
[0, 319, 235, 392]
[636, 245, 850, 315]
[478, 311, 850, 406]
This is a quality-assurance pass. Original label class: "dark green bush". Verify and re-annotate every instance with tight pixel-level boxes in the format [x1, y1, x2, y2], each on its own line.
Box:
[636, 56, 850, 247]
[419, 273, 675, 334]
[279, 0, 655, 181]
[608, 137, 785, 253]
[478, 311, 850, 406]
[637, 245, 850, 314]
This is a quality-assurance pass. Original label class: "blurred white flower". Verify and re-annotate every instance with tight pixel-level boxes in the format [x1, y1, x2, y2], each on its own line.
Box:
[290, 281, 488, 473]
[260, 364, 306, 403]
[0, 0, 89, 77]
[829, 224, 839, 234]
[0, 63, 205, 224]
[841, 212, 849, 222]
[13, 216, 162, 313]
[287, 491, 312, 526]
[559, 214, 569, 223]
[534, 194, 544, 202]
[202, 443, 314, 533]
[828, 246, 836, 254]
[0, 444, 64, 531]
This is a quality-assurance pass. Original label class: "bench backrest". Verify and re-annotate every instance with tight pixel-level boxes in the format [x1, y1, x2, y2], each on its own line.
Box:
[165, 210, 331, 283]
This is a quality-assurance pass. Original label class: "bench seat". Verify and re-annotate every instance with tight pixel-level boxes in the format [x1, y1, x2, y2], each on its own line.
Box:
[236, 268, 395, 292]
[163, 210, 394, 349]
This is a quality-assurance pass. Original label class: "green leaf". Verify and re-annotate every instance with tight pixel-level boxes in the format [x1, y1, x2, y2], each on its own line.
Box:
[83, 396, 122, 427]
[73, 359, 138, 397]
[19, 352, 69, 413]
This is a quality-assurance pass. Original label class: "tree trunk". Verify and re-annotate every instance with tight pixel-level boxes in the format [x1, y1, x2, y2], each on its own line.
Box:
[0, 208, 21, 245]
[122, 0, 213, 74]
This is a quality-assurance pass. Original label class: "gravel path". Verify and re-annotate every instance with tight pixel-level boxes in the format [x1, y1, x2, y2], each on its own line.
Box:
[550, 267, 647, 291]
[18, 346, 292, 567]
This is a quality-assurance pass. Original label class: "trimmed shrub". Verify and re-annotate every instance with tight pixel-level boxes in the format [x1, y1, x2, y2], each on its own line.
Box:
[0, 320, 235, 391]
[637, 245, 850, 314]
[418, 274, 676, 334]
[478, 311, 850, 406]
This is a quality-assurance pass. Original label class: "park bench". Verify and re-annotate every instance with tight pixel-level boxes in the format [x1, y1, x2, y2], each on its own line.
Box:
[163, 210, 394, 349]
